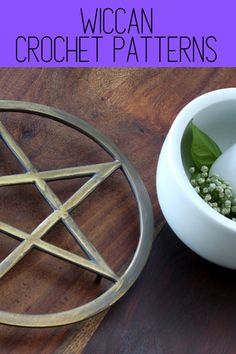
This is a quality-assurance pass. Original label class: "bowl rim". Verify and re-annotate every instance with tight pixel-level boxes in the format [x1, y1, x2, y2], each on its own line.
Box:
[164, 87, 236, 232]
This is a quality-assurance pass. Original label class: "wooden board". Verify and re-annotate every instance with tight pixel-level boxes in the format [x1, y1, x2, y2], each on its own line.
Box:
[0, 68, 235, 353]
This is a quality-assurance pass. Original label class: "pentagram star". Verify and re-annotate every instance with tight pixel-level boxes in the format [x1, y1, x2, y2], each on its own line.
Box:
[0, 121, 121, 282]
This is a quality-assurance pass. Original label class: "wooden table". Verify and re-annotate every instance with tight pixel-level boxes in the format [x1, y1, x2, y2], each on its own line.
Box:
[0, 68, 236, 353]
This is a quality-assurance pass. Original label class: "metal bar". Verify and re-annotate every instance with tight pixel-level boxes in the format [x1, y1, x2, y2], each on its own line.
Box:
[0, 173, 34, 186]
[39, 162, 120, 180]
[0, 239, 34, 279]
[0, 122, 119, 282]
[0, 122, 35, 172]
[0, 222, 29, 240]
[0, 162, 120, 187]
[35, 240, 118, 282]
[63, 161, 120, 213]
[0, 221, 118, 282]
[62, 216, 117, 280]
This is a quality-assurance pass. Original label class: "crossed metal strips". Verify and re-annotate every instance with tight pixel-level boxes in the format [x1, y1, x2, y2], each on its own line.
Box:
[0, 121, 120, 282]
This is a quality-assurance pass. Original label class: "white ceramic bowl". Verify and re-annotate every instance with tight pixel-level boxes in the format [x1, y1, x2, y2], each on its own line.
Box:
[156, 88, 236, 269]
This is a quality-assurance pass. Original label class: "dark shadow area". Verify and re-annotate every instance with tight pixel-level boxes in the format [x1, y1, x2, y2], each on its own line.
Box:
[84, 224, 236, 354]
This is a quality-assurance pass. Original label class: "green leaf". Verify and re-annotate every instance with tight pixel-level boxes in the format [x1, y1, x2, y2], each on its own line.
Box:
[191, 123, 222, 169]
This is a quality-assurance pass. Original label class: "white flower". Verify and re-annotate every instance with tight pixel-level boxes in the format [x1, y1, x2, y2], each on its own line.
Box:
[201, 166, 208, 173]
[225, 200, 232, 207]
[205, 194, 212, 202]
[209, 183, 216, 191]
[189, 164, 236, 221]
[198, 178, 205, 185]
[191, 179, 196, 186]
[215, 180, 222, 186]
[195, 186, 200, 193]
[225, 189, 232, 197]
[213, 174, 220, 178]
[201, 172, 208, 178]
[216, 186, 223, 193]
[232, 206, 236, 213]
[221, 208, 230, 215]
[189, 167, 195, 174]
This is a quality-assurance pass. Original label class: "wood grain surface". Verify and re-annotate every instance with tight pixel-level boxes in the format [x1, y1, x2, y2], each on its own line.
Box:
[0, 68, 235, 353]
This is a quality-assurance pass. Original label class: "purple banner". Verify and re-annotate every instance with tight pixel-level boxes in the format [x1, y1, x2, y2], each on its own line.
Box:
[0, 0, 235, 67]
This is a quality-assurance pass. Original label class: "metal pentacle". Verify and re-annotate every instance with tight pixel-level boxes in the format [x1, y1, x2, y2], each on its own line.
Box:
[0, 100, 153, 328]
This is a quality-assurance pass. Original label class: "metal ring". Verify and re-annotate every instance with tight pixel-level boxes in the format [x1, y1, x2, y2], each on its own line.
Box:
[0, 100, 153, 327]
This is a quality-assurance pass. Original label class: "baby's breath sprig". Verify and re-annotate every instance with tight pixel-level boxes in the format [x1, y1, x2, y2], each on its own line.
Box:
[189, 165, 236, 221]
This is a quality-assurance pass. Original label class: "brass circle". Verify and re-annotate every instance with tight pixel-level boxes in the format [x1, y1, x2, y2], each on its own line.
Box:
[0, 100, 153, 327]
